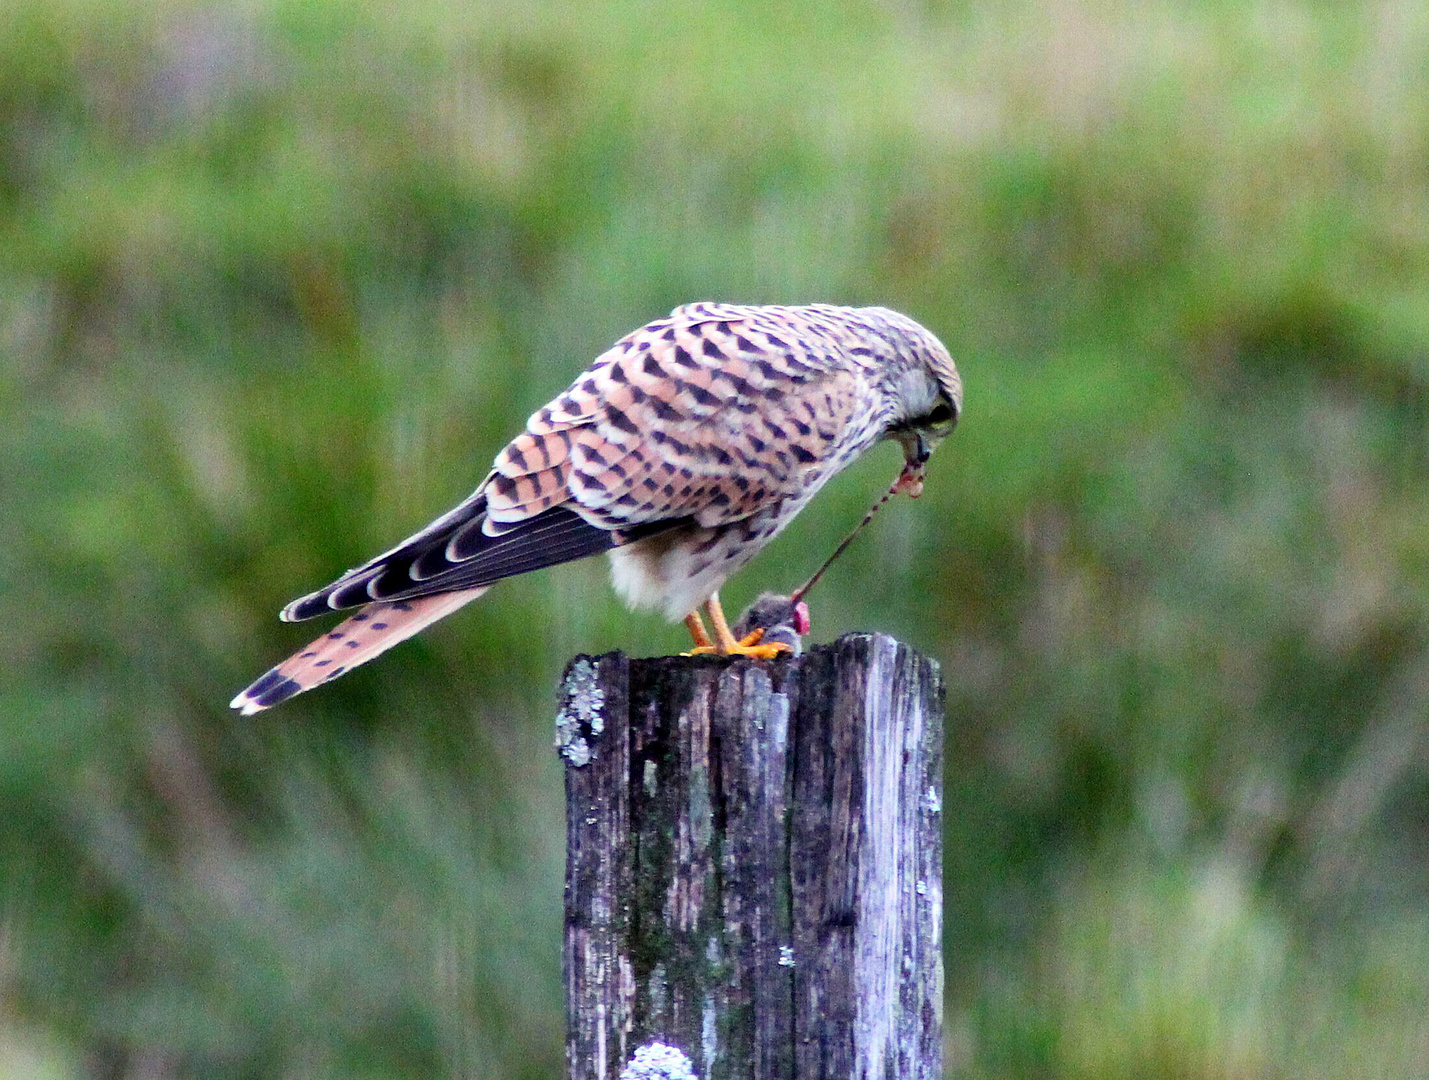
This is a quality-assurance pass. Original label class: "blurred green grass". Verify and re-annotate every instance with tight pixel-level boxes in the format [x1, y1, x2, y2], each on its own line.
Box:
[3, 0, 1428, 1076]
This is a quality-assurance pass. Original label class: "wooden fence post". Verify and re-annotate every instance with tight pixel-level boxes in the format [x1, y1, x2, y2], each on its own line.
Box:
[559, 633, 944, 1080]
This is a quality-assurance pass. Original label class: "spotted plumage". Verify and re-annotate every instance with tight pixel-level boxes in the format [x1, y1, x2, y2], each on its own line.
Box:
[231, 302, 961, 715]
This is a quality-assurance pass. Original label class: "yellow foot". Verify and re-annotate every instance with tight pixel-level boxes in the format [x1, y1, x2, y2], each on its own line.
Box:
[683, 628, 793, 660]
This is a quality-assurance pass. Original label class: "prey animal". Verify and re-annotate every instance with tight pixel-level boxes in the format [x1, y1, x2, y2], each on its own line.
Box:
[232, 302, 961, 714]
[733, 593, 813, 658]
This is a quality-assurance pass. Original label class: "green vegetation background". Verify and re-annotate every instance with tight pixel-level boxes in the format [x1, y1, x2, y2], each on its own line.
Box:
[4, 1, 1427, 1076]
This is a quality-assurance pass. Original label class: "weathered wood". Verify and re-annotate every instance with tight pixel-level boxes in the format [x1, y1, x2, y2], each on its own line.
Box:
[559, 633, 943, 1080]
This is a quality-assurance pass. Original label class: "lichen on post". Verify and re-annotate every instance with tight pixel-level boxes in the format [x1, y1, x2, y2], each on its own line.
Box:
[561, 633, 944, 1080]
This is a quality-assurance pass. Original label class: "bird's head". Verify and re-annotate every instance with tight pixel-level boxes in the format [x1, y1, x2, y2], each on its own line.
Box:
[860, 307, 962, 475]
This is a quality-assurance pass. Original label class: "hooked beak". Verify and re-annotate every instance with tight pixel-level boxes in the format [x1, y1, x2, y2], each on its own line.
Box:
[895, 429, 932, 468]
[894, 430, 932, 498]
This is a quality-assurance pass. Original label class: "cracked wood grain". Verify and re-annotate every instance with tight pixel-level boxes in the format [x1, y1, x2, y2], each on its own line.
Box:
[561, 633, 943, 1080]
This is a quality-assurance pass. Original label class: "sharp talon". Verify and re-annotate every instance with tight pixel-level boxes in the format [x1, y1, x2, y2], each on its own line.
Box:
[679, 591, 791, 659]
[739, 641, 792, 660]
[737, 628, 766, 648]
[683, 639, 791, 660]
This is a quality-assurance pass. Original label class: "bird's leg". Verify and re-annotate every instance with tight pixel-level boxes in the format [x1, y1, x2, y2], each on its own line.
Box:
[685, 591, 791, 659]
[705, 592, 739, 651]
[684, 610, 713, 650]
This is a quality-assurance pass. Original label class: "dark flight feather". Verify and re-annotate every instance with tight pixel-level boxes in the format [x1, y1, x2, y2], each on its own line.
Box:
[282, 493, 686, 621]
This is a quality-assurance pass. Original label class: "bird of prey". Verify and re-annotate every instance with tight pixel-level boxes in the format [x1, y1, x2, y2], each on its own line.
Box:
[231, 302, 961, 715]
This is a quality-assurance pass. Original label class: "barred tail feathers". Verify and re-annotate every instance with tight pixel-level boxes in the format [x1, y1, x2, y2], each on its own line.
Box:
[230, 587, 488, 715]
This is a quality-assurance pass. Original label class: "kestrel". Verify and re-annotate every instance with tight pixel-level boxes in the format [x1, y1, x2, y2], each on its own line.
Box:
[231, 303, 961, 715]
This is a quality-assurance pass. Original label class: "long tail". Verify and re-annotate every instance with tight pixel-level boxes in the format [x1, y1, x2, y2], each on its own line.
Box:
[230, 587, 489, 716]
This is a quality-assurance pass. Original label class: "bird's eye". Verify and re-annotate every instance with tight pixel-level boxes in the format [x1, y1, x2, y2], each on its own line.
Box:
[927, 402, 955, 426]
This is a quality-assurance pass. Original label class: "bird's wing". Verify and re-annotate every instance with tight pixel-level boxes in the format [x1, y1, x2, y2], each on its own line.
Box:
[280, 304, 867, 622]
[485, 303, 868, 533]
